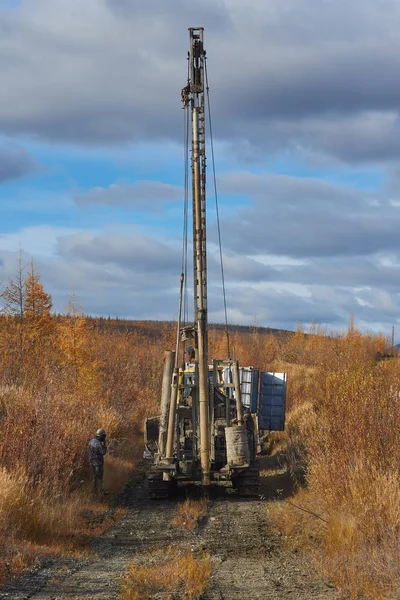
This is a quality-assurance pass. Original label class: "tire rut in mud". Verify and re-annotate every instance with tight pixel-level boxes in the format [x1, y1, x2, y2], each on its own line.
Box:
[201, 495, 339, 600]
[0, 475, 339, 600]
[0, 479, 191, 600]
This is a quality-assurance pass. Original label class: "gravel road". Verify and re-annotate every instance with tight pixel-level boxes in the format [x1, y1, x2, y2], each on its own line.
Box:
[0, 468, 340, 600]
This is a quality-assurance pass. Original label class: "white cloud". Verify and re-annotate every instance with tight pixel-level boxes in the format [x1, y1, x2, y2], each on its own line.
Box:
[0, 217, 398, 340]
[0, 225, 79, 256]
[73, 180, 182, 209]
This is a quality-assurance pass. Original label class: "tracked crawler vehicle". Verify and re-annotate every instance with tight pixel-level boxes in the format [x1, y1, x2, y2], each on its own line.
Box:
[145, 28, 287, 499]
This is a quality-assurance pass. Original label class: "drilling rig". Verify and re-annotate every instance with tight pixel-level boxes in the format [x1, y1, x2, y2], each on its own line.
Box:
[145, 28, 287, 499]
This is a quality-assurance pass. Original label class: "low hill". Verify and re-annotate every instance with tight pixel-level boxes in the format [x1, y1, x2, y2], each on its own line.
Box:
[88, 316, 295, 340]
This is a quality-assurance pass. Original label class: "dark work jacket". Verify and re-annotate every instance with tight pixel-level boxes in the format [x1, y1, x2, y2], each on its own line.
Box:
[88, 437, 107, 465]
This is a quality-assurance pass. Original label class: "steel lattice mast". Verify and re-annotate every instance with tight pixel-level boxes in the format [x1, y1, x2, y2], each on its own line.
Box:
[184, 27, 210, 486]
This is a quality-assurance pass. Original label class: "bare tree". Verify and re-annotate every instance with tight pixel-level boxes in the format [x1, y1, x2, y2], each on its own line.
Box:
[0, 247, 26, 320]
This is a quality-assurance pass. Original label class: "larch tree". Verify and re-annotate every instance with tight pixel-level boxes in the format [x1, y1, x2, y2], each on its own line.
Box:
[0, 249, 26, 320]
[25, 259, 53, 342]
[0, 253, 53, 383]
[263, 334, 279, 367]
[58, 291, 100, 395]
[282, 322, 306, 364]
[0, 250, 28, 378]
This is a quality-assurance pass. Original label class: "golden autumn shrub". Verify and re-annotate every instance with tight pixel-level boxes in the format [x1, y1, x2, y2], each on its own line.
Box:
[0, 259, 398, 598]
[121, 547, 211, 600]
[268, 325, 400, 599]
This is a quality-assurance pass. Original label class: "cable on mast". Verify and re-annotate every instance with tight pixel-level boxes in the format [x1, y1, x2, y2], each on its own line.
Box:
[204, 59, 231, 360]
[182, 104, 189, 327]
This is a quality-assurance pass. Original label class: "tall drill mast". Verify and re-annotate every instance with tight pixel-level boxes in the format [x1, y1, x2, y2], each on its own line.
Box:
[146, 27, 284, 500]
[184, 27, 210, 486]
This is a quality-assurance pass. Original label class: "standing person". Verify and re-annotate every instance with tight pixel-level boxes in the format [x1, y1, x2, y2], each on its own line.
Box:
[88, 428, 107, 493]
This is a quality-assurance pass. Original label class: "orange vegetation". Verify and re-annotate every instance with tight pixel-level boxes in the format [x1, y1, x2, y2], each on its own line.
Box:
[0, 259, 164, 578]
[171, 497, 209, 530]
[0, 257, 398, 598]
[121, 547, 211, 600]
[265, 323, 400, 600]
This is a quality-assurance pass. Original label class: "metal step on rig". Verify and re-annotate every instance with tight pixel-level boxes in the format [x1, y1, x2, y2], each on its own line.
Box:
[144, 28, 287, 499]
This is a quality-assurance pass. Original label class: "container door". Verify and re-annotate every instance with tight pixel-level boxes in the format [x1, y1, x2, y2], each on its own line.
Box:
[258, 372, 287, 431]
[250, 369, 259, 413]
[239, 367, 253, 409]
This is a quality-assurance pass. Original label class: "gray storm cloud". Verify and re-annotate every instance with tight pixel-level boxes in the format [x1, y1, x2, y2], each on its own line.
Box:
[0, 142, 38, 183]
[0, 0, 399, 162]
[217, 172, 400, 258]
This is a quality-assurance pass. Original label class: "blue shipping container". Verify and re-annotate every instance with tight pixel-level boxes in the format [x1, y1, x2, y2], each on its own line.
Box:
[258, 372, 287, 431]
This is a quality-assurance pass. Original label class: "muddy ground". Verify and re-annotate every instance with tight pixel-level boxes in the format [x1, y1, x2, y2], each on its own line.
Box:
[0, 459, 340, 600]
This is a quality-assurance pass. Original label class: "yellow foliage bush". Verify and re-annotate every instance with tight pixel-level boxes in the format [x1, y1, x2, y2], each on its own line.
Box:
[267, 325, 400, 599]
[97, 405, 124, 439]
[0, 467, 32, 536]
[171, 497, 209, 530]
[0, 313, 174, 565]
[121, 547, 211, 600]
[0, 467, 86, 542]
[0, 278, 398, 600]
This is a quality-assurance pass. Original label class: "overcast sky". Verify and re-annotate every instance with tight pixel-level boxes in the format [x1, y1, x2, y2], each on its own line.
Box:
[1, 0, 400, 338]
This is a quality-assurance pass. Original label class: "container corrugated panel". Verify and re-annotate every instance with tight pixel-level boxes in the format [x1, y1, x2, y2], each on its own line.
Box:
[222, 366, 234, 387]
[250, 369, 259, 413]
[258, 372, 287, 431]
[221, 366, 256, 409]
[240, 367, 253, 408]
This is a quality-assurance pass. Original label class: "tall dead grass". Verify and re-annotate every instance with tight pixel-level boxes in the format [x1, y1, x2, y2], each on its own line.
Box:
[0, 315, 174, 579]
[121, 547, 211, 600]
[268, 327, 400, 599]
[0, 306, 397, 597]
[171, 497, 209, 530]
[0, 464, 121, 544]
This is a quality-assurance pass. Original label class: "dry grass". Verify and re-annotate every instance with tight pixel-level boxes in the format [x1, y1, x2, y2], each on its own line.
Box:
[0, 292, 398, 598]
[103, 456, 135, 495]
[0, 462, 125, 584]
[0, 540, 80, 586]
[0, 487, 123, 585]
[0, 313, 172, 581]
[171, 497, 209, 530]
[0, 464, 123, 543]
[266, 327, 400, 599]
[120, 547, 211, 600]
[268, 488, 327, 553]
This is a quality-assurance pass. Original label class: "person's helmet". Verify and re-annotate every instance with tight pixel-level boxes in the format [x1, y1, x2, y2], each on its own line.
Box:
[96, 428, 106, 438]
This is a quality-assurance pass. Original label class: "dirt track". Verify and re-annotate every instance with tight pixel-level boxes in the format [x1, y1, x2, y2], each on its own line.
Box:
[0, 464, 340, 600]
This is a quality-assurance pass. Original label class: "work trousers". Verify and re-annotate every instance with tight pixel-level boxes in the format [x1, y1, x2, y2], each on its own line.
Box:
[91, 462, 104, 492]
